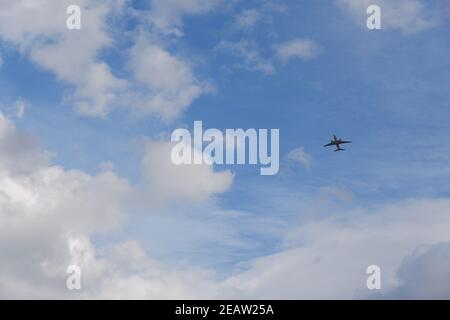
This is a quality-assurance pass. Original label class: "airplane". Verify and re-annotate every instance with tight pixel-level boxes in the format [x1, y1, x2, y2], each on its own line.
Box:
[324, 134, 352, 152]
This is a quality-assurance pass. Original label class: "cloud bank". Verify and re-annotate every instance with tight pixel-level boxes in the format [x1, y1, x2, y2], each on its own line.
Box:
[1, 108, 450, 298]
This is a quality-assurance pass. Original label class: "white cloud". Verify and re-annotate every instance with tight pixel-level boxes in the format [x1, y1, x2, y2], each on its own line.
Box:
[0, 112, 50, 174]
[0, 111, 134, 298]
[286, 147, 312, 168]
[0, 0, 126, 118]
[275, 38, 320, 62]
[220, 198, 450, 299]
[384, 242, 450, 299]
[337, 0, 440, 33]
[0, 111, 236, 299]
[90, 240, 219, 299]
[0, 0, 214, 120]
[1, 114, 450, 299]
[128, 35, 212, 121]
[142, 140, 234, 204]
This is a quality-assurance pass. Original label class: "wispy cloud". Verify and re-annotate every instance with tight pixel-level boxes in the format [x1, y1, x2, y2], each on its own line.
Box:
[275, 38, 321, 62]
[231, 0, 286, 31]
[216, 39, 275, 74]
[233, 8, 265, 30]
[216, 37, 320, 74]
[286, 147, 313, 168]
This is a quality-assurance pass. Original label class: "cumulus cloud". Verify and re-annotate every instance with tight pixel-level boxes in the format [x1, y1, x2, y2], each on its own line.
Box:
[0, 0, 215, 120]
[142, 140, 234, 204]
[220, 198, 450, 299]
[88, 240, 219, 299]
[275, 38, 320, 62]
[0, 111, 240, 298]
[128, 34, 212, 121]
[1, 1, 450, 297]
[2, 114, 450, 299]
[0, 0, 126, 117]
[384, 242, 450, 299]
[0, 112, 50, 174]
[0, 110, 134, 298]
[337, 0, 441, 33]
[286, 147, 312, 168]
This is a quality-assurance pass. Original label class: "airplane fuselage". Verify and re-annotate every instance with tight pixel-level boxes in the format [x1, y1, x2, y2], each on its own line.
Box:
[324, 135, 351, 152]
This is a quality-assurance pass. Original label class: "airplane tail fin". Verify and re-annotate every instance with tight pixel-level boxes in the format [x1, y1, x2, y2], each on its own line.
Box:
[335, 148, 345, 152]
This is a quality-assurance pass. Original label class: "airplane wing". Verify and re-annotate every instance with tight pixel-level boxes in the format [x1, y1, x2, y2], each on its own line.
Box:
[340, 141, 352, 144]
[324, 142, 334, 147]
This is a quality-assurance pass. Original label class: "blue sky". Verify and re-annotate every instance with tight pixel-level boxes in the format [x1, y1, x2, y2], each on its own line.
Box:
[1, 0, 450, 298]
